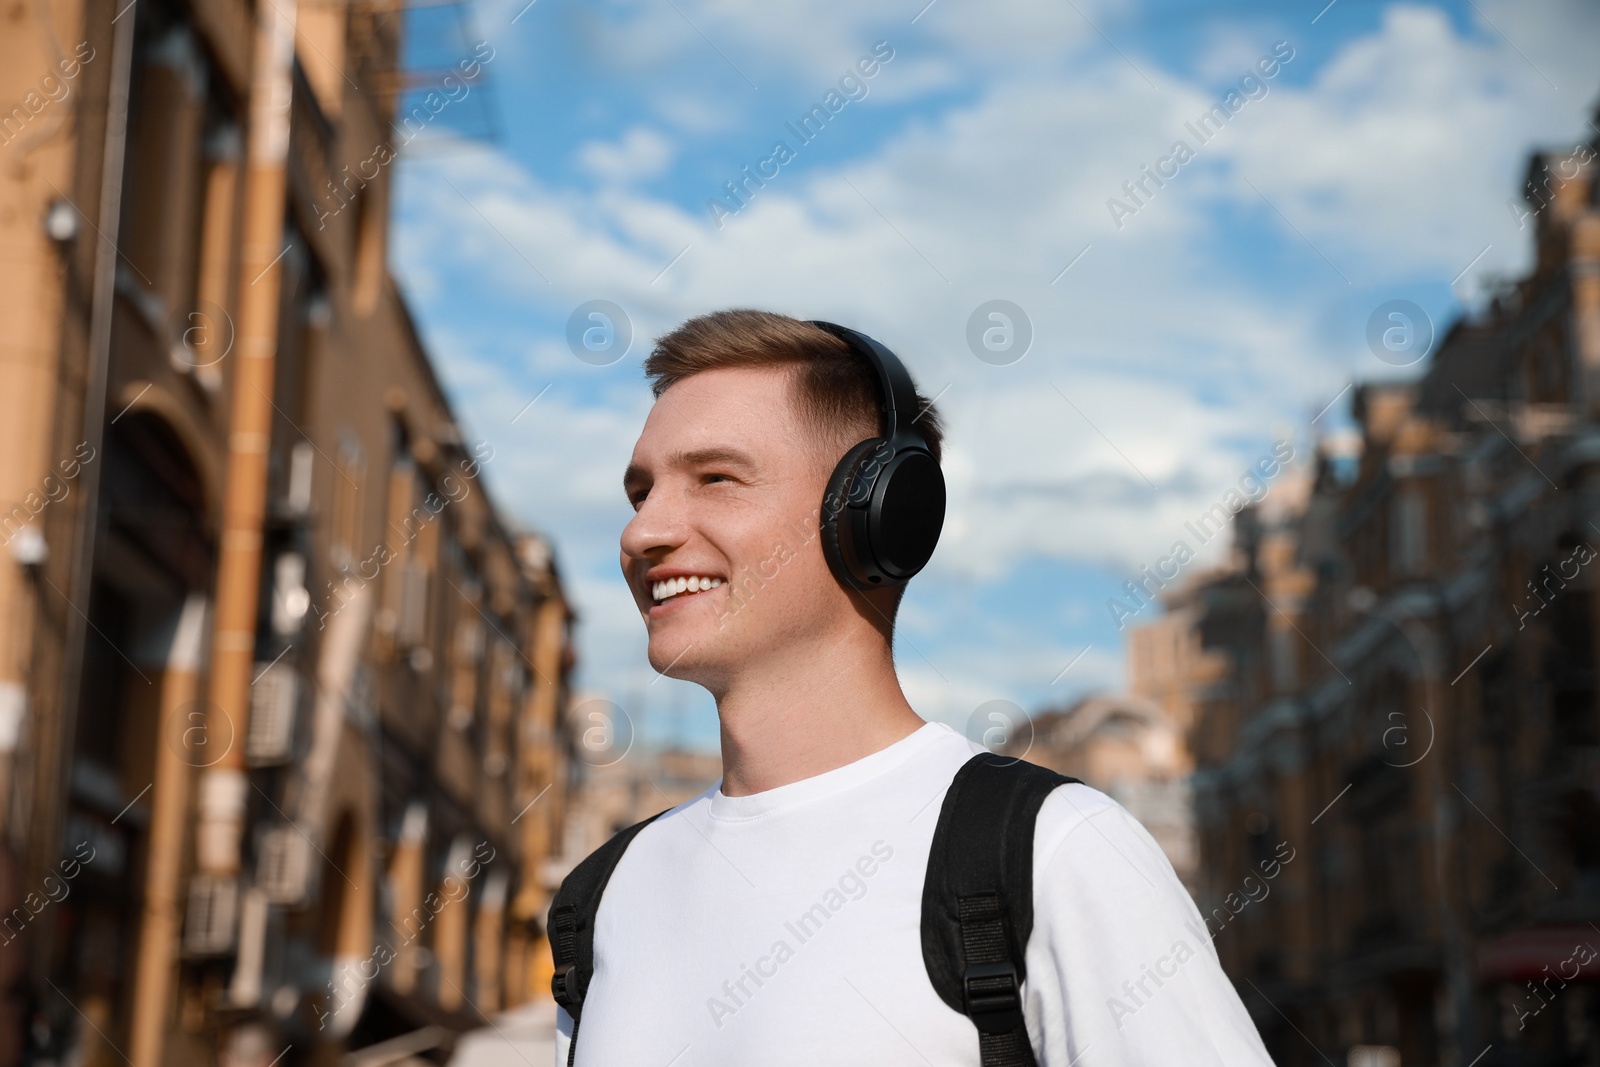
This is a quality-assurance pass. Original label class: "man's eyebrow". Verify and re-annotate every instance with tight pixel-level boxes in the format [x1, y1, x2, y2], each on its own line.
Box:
[621, 447, 759, 495]
[671, 446, 759, 470]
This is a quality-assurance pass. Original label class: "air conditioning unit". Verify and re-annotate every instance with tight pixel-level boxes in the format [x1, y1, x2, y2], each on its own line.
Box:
[456, 617, 483, 665]
[345, 665, 377, 729]
[396, 562, 428, 648]
[257, 826, 312, 906]
[183, 874, 239, 956]
[248, 659, 298, 765]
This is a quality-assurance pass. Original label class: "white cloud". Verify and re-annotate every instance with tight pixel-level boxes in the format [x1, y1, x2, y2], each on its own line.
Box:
[1219, 3, 1597, 289]
[651, 92, 741, 134]
[576, 126, 676, 184]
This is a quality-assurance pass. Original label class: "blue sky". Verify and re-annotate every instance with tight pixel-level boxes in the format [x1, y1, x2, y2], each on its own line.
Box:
[386, 0, 1598, 752]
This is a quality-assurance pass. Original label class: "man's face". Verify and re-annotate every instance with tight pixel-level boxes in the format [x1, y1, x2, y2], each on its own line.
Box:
[620, 366, 856, 687]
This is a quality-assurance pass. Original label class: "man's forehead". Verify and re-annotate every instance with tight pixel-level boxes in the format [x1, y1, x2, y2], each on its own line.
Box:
[626, 365, 835, 476]
[638, 367, 797, 443]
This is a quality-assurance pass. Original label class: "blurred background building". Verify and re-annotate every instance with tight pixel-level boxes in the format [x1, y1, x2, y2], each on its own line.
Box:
[545, 700, 719, 875]
[0, 3, 579, 1067]
[1001, 691, 1199, 893]
[1133, 108, 1600, 1065]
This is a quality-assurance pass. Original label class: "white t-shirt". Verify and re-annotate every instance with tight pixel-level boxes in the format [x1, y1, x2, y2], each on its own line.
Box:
[554, 721, 1273, 1066]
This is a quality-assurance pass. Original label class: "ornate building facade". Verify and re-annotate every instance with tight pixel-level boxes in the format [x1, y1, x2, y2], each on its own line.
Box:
[0, 4, 574, 1067]
[1004, 693, 1199, 892]
[1153, 113, 1600, 1065]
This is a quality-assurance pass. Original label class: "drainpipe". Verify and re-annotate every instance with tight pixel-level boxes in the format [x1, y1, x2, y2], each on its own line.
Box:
[195, 0, 296, 879]
[129, 596, 208, 1067]
[388, 802, 428, 998]
[511, 589, 565, 924]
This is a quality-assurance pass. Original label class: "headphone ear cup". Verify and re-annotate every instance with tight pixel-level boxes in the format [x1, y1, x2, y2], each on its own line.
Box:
[820, 438, 888, 591]
[870, 449, 945, 580]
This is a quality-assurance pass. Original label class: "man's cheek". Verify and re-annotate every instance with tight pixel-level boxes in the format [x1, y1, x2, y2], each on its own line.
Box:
[621, 556, 646, 610]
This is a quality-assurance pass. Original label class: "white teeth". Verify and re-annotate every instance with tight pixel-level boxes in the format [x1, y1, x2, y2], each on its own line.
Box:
[651, 575, 721, 603]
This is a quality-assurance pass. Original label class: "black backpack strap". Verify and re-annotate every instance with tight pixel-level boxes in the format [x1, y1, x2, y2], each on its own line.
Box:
[548, 808, 669, 1065]
[922, 753, 1078, 1067]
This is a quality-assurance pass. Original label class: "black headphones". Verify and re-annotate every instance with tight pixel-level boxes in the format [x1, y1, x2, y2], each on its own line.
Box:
[807, 321, 946, 591]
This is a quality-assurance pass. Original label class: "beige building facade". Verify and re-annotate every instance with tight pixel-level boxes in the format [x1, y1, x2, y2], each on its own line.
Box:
[1005, 692, 1199, 892]
[1, 4, 575, 1067]
[1148, 111, 1600, 1065]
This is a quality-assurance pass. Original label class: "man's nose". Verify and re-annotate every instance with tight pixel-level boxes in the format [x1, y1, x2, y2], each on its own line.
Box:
[621, 486, 690, 562]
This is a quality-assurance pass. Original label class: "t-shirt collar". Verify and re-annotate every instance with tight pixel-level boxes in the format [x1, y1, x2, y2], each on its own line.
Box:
[706, 720, 950, 822]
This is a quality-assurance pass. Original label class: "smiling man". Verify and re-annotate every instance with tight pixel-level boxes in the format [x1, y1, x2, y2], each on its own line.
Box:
[549, 310, 1274, 1065]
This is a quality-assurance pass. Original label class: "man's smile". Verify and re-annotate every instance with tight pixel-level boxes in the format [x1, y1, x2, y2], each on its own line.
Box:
[647, 570, 726, 608]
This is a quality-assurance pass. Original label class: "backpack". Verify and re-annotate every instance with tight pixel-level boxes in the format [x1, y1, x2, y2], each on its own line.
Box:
[548, 752, 1078, 1067]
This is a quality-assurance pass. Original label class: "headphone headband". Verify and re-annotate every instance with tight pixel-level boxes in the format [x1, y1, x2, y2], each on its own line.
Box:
[806, 320, 924, 448]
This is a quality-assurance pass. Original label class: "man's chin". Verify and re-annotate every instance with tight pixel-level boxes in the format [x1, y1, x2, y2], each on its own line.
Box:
[646, 632, 713, 681]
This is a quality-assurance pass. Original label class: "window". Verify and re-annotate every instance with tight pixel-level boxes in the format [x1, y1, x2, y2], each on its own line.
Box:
[1390, 488, 1427, 579]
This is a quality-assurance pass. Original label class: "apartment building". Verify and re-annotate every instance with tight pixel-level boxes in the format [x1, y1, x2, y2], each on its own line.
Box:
[0, 3, 574, 1067]
[1149, 110, 1600, 1065]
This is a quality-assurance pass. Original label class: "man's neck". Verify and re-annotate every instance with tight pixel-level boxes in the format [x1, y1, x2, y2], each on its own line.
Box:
[713, 634, 925, 797]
